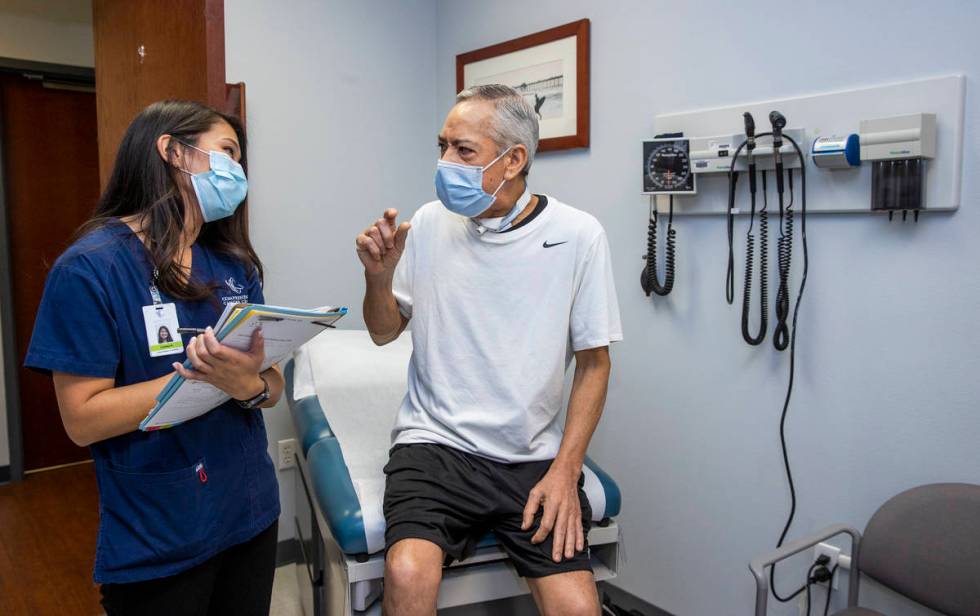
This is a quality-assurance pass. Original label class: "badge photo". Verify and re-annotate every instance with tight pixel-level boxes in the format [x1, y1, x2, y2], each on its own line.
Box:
[142, 303, 184, 357]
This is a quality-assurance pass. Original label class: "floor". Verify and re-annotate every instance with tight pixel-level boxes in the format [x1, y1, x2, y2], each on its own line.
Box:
[0, 463, 304, 616]
[0, 462, 102, 616]
[270, 565, 302, 616]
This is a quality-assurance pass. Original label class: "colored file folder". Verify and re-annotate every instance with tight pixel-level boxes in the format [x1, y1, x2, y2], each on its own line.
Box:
[140, 304, 348, 430]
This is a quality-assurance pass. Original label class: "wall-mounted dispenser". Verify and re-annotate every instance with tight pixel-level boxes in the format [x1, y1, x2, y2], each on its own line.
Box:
[859, 113, 936, 220]
[811, 134, 861, 169]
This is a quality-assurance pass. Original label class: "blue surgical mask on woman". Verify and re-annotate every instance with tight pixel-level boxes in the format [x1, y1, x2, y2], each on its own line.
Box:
[435, 146, 513, 219]
[177, 141, 248, 222]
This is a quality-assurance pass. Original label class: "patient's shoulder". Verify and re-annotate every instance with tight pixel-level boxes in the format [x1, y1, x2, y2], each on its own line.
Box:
[542, 196, 607, 242]
[411, 200, 444, 221]
[406, 200, 453, 232]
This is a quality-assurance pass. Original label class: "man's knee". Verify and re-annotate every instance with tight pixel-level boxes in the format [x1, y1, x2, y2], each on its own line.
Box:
[543, 595, 600, 616]
[384, 540, 443, 593]
[531, 570, 600, 616]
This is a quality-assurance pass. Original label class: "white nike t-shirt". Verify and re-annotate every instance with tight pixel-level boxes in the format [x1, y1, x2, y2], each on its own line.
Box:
[391, 194, 623, 463]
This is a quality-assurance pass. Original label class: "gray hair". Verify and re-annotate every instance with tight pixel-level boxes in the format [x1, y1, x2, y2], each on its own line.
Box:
[455, 84, 539, 176]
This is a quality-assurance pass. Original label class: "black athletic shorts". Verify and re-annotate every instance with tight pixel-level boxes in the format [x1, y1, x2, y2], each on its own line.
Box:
[382, 443, 593, 578]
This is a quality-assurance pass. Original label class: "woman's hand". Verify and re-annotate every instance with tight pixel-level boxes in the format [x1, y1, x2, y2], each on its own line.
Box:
[174, 327, 266, 401]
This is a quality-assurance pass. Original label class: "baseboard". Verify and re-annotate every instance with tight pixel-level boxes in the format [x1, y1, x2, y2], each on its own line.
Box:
[0, 465, 10, 483]
[276, 538, 299, 567]
[598, 581, 675, 616]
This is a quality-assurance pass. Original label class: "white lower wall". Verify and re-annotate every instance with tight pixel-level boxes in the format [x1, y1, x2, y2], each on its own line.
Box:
[224, 0, 438, 541]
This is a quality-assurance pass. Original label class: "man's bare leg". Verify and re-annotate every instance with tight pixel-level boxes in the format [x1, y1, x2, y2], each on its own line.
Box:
[382, 538, 444, 616]
[527, 570, 600, 616]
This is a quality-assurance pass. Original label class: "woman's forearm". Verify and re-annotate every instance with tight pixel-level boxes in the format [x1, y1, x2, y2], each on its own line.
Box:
[57, 364, 284, 444]
[258, 365, 284, 408]
[53, 372, 173, 447]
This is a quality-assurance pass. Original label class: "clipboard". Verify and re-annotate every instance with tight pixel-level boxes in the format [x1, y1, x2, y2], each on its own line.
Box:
[140, 304, 348, 430]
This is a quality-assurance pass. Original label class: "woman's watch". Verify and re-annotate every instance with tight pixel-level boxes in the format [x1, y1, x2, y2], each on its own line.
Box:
[236, 375, 270, 409]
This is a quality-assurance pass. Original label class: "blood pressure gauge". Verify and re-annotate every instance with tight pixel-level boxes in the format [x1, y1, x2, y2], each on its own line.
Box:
[642, 138, 697, 195]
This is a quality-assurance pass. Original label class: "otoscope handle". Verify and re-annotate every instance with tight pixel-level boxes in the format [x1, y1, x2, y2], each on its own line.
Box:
[743, 112, 756, 151]
[769, 111, 787, 183]
[769, 111, 786, 146]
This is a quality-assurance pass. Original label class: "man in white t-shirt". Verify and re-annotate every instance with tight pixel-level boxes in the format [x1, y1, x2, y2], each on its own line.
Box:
[355, 84, 622, 616]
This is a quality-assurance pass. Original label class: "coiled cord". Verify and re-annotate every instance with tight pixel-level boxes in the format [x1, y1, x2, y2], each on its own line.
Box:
[741, 172, 768, 345]
[726, 131, 811, 604]
[641, 196, 676, 297]
[770, 137, 809, 604]
[773, 169, 794, 351]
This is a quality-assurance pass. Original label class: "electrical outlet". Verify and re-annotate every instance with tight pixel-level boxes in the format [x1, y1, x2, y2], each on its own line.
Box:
[814, 542, 841, 589]
[278, 438, 297, 470]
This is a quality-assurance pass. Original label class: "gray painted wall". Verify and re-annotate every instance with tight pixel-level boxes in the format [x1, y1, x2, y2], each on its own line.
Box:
[224, 0, 439, 541]
[435, 1, 980, 615]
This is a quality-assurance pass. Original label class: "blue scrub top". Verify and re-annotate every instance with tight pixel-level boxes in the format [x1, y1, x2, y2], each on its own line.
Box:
[25, 220, 280, 584]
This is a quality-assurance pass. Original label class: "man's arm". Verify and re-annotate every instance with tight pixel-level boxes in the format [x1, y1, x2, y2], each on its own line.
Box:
[363, 270, 409, 345]
[356, 208, 411, 345]
[522, 346, 611, 562]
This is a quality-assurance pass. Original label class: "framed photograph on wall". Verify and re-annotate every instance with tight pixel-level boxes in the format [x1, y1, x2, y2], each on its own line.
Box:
[456, 19, 590, 152]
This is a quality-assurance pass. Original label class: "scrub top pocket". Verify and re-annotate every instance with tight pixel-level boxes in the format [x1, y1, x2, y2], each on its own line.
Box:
[96, 458, 214, 579]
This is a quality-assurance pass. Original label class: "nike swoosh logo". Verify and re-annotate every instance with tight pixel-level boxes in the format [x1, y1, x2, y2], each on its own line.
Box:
[543, 241, 567, 248]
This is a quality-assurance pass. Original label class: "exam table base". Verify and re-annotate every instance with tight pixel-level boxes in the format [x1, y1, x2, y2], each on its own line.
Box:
[294, 447, 621, 616]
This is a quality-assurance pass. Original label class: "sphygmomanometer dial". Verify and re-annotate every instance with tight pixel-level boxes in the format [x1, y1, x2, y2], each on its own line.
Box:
[643, 139, 696, 194]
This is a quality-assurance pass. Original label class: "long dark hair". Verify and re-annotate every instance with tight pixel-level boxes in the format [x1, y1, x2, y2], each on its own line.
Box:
[77, 100, 262, 302]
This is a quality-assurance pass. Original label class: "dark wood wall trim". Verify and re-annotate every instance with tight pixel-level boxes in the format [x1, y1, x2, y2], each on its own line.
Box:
[0, 57, 95, 85]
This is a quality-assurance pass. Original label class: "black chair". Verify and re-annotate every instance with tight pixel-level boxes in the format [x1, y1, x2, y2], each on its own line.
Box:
[749, 483, 980, 616]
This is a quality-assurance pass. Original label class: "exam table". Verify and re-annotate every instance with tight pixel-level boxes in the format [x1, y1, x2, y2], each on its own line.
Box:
[285, 330, 623, 616]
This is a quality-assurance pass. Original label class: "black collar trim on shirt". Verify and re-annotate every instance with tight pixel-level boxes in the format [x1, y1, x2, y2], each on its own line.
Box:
[501, 194, 548, 233]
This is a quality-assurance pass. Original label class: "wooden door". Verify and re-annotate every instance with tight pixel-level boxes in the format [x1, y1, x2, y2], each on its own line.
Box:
[92, 0, 231, 188]
[1, 74, 100, 471]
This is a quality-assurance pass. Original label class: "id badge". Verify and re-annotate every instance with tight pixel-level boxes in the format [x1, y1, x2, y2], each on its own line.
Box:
[142, 303, 185, 357]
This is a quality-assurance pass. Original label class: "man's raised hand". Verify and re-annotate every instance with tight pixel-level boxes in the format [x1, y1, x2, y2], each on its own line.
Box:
[356, 209, 411, 277]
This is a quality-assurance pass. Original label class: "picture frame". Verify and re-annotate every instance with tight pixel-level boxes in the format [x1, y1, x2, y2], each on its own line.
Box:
[456, 18, 590, 152]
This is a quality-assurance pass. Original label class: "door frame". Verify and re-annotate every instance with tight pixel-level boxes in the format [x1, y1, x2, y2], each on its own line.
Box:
[0, 57, 96, 483]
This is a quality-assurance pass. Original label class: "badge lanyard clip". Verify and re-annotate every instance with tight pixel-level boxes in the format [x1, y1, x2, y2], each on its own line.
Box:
[149, 268, 164, 312]
[143, 267, 184, 358]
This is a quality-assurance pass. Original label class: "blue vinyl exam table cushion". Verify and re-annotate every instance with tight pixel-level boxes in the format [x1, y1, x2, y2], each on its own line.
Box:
[284, 359, 622, 556]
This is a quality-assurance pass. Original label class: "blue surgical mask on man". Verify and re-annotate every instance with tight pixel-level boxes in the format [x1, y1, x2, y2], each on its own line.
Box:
[177, 141, 248, 222]
[435, 146, 515, 222]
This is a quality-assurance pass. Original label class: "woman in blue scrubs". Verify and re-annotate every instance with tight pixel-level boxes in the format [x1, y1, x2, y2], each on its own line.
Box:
[26, 100, 283, 615]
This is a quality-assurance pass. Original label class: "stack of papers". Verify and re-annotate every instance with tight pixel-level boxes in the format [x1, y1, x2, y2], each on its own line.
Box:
[140, 303, 348, 431]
